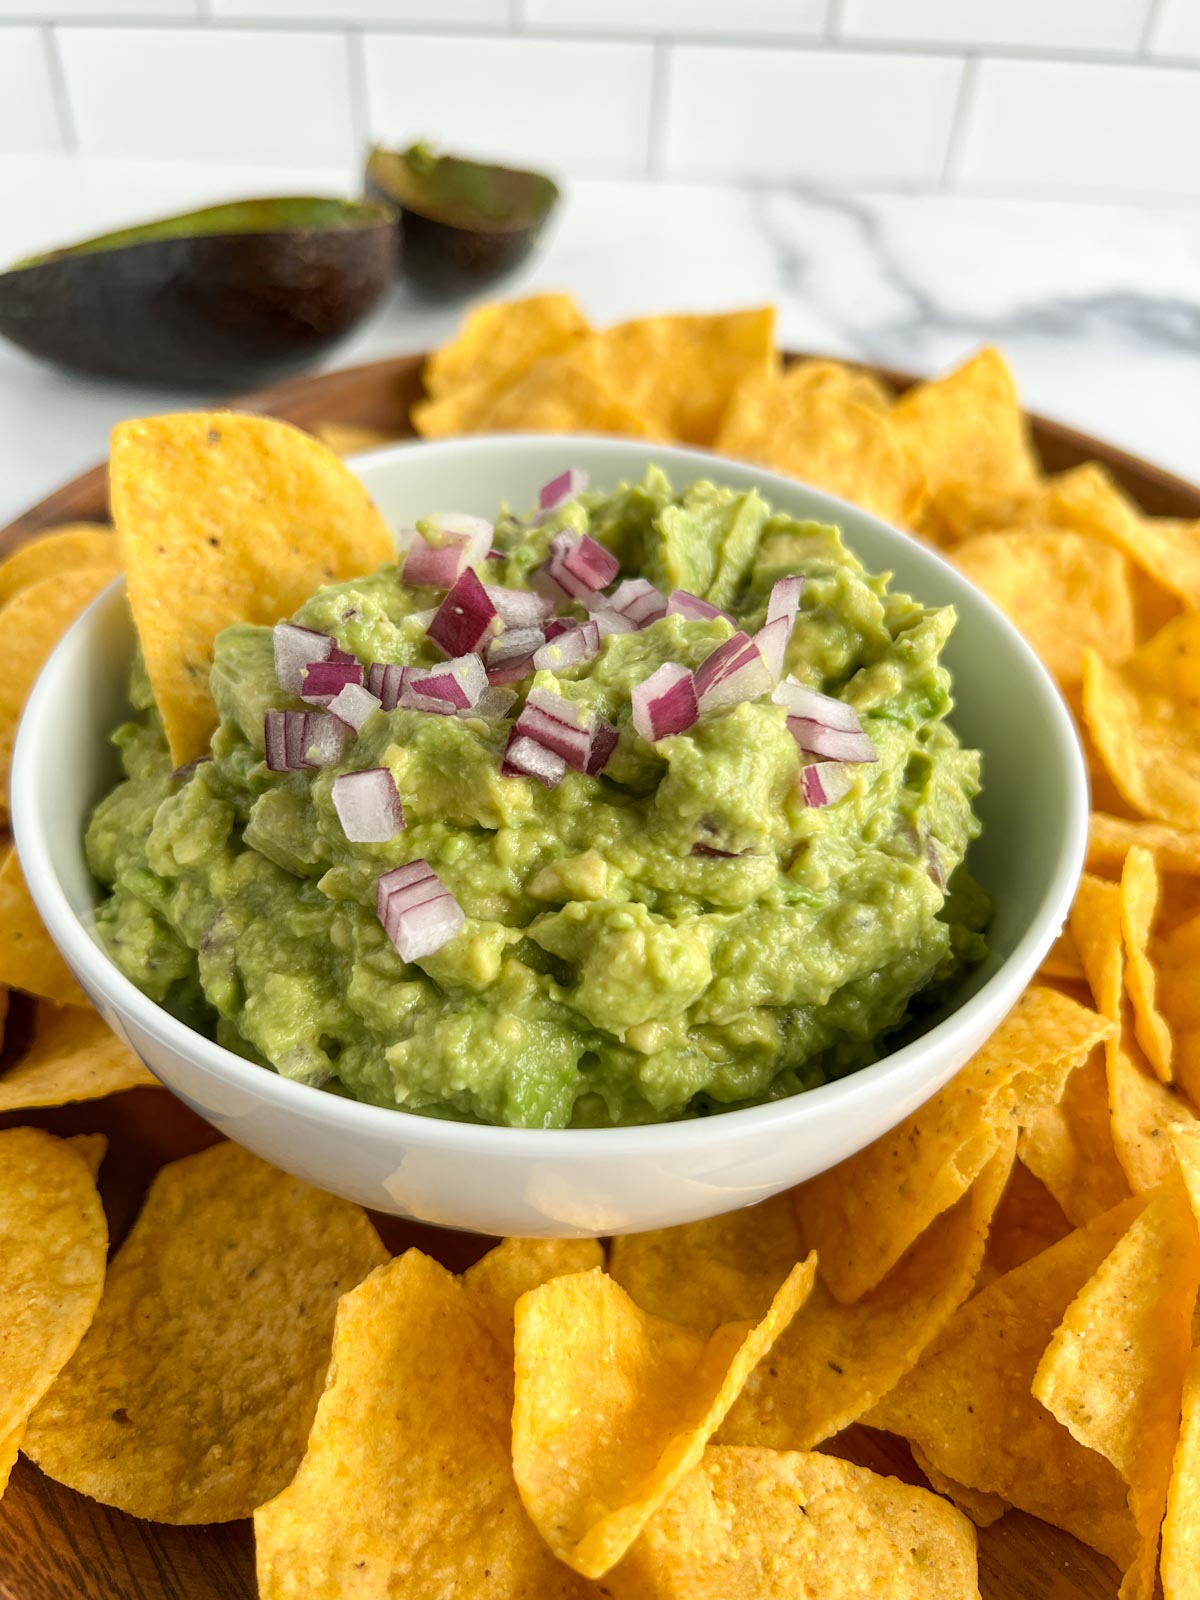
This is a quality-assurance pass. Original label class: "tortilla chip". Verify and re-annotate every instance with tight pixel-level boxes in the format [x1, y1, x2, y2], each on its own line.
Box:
[1040, 923, 1085, 982]
[792, 985, 1111, 1303]
[977, 1156, 1072, 1285]
[719, 1137, 1015, 1452]
[0, 1001, 159, 1111]
[1120, 846, 1173, 1081]
[587, 308, 776, 446]
[0, 1426, 19, 1499]
[23, 1141, 386, 1522]
[1020, 1046, 1131, 1226]
[0, 525, 119, 608]
[1161, 1346, 1200, 1600]
[0, 565, 118, 813]
[511, 1258, 815, 1577]
[1158, 909, 1200, 1110]
[716, 367, 926, 528]
[111, 413, 396, 766]
[0, 1128, 107, 1468]
[1033, 1171, 1200, 1600]
[311, 422, 398, 457]
[867, 1195, 1145, 1566]
[423, 292, 591, 400]
[952, 529, 1135, 686]
[1088, 812, 1200, 879]
[910, 1443, 1008, 1528]
[66, 1133, 108, 1180]
[255, 1249, 593, 1600]
[918, 477, 1032, 546]
[471, 349, 663, 440]
[462, 1235, 605, 1345]
[1082, 612, 1200, 830]
[893, 347, 1039, 516]
[0, 846, 88, 1008]
[606, 1446, 979, 1600]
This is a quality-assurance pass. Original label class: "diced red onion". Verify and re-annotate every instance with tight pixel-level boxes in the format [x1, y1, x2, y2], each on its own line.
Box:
[607, 578, 668, 628]
[487, 626, 546, 668]
[800, 761, 855, 808]
[487, 657, 538, 686]
[548, 533, 620, 599]
[691, 842, 740, 858]
[533, 619, 600, 672]
[463, 686, 518, 721]
[592, 609, 638, 639]
[423, 512, 493, 565]
[301, 659, 364, 706]
[427, 567, 500, 658]
[538, 467, 589, 514]
[586, 719, 619, 777]
[631, 662, 699, 742]
[273, 624, 338, 696]
[333, 768, 404, 843]
[327, 682, 382, 732]
[754, 616, 791, 686]
[766, 575, 804, 632]
[484, 585, 555, 627]
[402, 534, 470, 589]
[543, 617, 575, 642]
[173, 756, 212, 781]
[771, 677, 863, 732]
[695, 632, 773, 713]
[366, 662, 407, 711]
[303, 713, 352, 768]
[485, 548, 506, 563]
[665, 590, 733, 624]
[264, 710, 288, 771]
[501, 731, 567, 789]
[788, 720, 878, 763]
[264, 709, 349, 771]
[403, 654, 488, 713]
[516, 687, 595, 771]
[376, 859, 465, 961]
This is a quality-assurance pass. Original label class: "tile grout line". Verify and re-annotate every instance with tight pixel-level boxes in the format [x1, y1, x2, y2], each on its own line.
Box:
[41, 23, 78, 153]
[645, 36, 670, 180]
[939, 53, 978, 191]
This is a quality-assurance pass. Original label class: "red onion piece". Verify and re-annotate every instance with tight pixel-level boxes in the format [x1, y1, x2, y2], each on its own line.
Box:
[788, 719, 877, 763]
[327, 682, 382, 732]
[303, 712, 352, 767]
[695, 632, 773, 713]
[487, 657, 538, 686]
[771, 677, 863, 733]
[283, 711, 307, 770]
[501, 731, 567, 788]
[800, 761, 855, 808]
[265, 709, 348, 771]
[376, 860, 465, 961]
[766, 574, 804, 632]
[423, 512, 493, 565]
[538, 467, 589, 513]
[586, 719, 620, 776]
[753, 616, 790, 685]
[402, 534, 470, 589]
[273, 624, 337, 696]
[333, 768, 405, 843]
[403, 654, 488, 713]
[485, 548, 506, 563]
[464, 685, 518, 721]
[607, 578, 668, 628]
[301, 659, 364, 707]
[543, 617, 575, 642]
[632, 662, 699, 742]
[665, 590, 733, 624]
[516, 687, 595, 771]
[592, 609, 638, 639]
[691, 842, 740, 858]
[366, 662, 407, 711]
[561, 534, 620, 594]
[533, 619, 600, 672]
[484, 585, 555, 627]
[427, 567, 499, 658]
[264, 710, 288, 771]
[487, 625, 546, 668]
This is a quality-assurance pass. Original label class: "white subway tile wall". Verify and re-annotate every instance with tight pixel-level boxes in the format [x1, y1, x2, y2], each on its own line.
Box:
[0, 4, 1194, 200]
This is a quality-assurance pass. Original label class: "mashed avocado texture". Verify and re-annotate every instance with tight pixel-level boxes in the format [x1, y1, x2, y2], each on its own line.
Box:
[86, 469, 987, 1128]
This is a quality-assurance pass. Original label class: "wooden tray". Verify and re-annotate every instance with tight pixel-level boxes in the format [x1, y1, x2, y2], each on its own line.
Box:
[3, 351, 1197, 1600]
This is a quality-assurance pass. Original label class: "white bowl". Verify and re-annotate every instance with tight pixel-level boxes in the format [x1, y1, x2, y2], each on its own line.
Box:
[11, 435, 1086, 1237]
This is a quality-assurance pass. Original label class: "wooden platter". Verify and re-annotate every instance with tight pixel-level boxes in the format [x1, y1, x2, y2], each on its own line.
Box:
[3, 350, 1197, 1600]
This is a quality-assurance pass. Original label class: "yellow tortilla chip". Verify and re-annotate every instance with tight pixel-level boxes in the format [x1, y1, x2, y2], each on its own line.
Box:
[423, 292, 591, 400]
[255, 1248, 593, 1600]
[953, 529, 1135, 686]
[0, 1001, 159, 1111]
[0, 1425, 19, 1499]
[868, 1195, 1145, 1566]
[716, 367, 926, 528]
[311, 422, 397, 457]
[472, 349, 663, 439]
[66, 1133, 108, 1180]
[587, 307, 777, 446]
[893, 347, 1039, 512]
[1120, 846, 1173, 1081]
[512, 1258, 815, 1577]
[111, 413, 396, 766]
[1082, 612, 1200, 830]
[23, 1141, 386, 1522]
[1040, 923, 1085, 982]
[0, 524, 119, 608]
[0, 846, 88, 1008]
[1088, 812, 1200, 879]
[910, 1443, 1007, 1528]
[0, 1128, 107, 1478]
[0, 565, 118, 814]
[1033, 1171, 1200, 1600]
[608, 1446, 979, 1600]
[1161, 1346, 1200, 1600]
[1159, 909, 1200, 1110]
[462, 1235, 605, 1345]
[977, 1156, 1071, 1285]
[792, 985, 1111, 1303]
[1020, 1046, 1131, 1226]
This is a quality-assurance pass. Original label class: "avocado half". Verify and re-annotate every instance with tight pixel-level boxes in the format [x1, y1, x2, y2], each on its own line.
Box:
[366, 143, 559, 300]
[0, 197, 398, 389]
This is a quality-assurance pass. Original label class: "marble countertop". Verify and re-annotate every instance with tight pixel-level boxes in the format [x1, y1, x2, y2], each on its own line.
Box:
[1, 153, 1198, 527]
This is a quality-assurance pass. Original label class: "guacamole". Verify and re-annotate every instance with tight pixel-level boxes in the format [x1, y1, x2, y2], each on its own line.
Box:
[85, 469, 987, 1128]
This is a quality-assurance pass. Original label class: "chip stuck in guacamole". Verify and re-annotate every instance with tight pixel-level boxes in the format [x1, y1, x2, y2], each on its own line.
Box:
[86, 449, 987, 1128]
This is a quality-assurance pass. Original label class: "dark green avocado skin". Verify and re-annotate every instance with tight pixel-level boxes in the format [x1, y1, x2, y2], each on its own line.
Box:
[0, 220, 398, 390]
